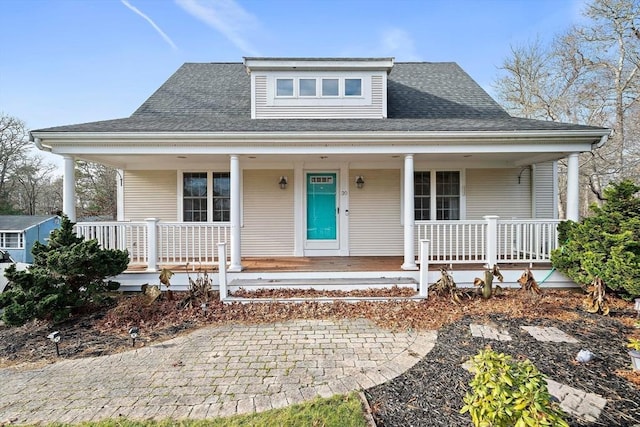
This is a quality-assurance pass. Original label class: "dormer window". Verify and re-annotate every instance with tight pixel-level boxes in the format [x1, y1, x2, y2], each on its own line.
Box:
[322, 79, 339, 97]
[299, 79, 316, 97]
[345, 78, 362, 96]
[274, 77, 364, 99]
[276, 79, 294, 96]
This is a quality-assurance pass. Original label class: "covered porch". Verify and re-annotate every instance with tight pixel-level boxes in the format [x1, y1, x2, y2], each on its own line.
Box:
[63, 148, 583, 274]
[34, 127, 607, 295]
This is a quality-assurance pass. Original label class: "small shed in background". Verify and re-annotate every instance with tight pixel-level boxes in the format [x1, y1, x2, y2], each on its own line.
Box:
[0, 215, 60, 263]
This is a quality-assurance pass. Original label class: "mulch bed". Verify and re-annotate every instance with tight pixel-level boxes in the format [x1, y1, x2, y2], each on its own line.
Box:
[365, 312, 640, 426]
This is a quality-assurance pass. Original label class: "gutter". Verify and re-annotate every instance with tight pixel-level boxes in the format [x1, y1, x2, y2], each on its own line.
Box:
[592, 131, 610, 149]
[31, 136, 52, 152]
[31, 129, 612, 144]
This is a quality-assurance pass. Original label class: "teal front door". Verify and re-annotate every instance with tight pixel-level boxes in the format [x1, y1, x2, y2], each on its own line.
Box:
[306, 173, 338, 246]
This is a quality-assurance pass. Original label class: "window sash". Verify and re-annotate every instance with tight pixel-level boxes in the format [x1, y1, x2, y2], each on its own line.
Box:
[183, 172, 208, 222]
[345, 78, 362, 96]
[276, 78, 294, 96]
[213, 172, 230, 222]
[299, 78, 316, 97]
[435, 171, 460, 220]
[414, 171, 431, 221]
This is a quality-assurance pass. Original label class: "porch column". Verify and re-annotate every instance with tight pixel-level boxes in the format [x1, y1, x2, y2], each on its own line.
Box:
[229, 155, 243, 271]
[566, 153, 580, 221]
[402, 154, 418, 270]
[63, 155, 76, 222]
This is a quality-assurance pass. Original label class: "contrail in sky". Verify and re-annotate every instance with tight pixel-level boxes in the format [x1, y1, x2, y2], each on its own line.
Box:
[175, 0, 260, 56]
[121, 0, 178, 50]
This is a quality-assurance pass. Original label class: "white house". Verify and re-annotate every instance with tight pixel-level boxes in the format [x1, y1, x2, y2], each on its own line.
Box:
[30, 57, 610, 295]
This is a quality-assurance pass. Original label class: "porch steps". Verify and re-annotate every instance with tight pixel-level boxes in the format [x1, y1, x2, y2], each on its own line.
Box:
[227, 277, 418, 291]
[223, 277, 421, 304]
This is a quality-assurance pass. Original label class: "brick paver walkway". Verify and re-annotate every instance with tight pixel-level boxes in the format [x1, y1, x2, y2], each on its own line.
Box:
[0, 319, 437, 424]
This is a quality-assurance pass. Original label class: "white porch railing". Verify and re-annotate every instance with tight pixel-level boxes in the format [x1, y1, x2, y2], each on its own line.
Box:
[76, 216, 558, 271]
[75, 220, 230, 270]
[75, 221, 148, 265]
[416, 217, 560, 266]
[497, 219, 560, 263]
[416, 220, 487, 263]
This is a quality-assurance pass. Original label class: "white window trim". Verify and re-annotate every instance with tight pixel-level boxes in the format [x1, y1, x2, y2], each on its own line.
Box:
[321, 78, 340, 98]
[275, 78, 295, 97]
[177, 170, 232, 223]
[401, 168, 466, 223]
[0, 231, 24, 249]
[344, 78, 363, 97]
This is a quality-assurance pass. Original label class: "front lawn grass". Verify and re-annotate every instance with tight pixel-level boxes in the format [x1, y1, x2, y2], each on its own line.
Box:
[43, 393, 369, 427]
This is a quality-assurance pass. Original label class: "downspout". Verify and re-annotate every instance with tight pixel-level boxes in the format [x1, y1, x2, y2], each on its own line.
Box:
[592, 132, 610, 149]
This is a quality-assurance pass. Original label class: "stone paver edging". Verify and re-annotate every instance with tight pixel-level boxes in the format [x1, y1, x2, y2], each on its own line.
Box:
[0, 319, 437, 424]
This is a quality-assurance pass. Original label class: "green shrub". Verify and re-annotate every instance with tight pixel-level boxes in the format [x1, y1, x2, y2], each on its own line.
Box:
[0, 216, 129, 325]
[461, 349, 568, 427]
[551, 180, 640, 299]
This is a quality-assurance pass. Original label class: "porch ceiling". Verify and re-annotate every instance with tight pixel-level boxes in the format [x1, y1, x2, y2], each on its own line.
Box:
[74, 151, 570, 170]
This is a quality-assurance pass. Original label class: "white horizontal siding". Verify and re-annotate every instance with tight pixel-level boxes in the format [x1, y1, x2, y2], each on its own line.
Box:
[124, 170, 177, 221]
[257, 107, 383, 119]
[534, 162, 556, 219]
[349, 169, 403, 255]
[255, 75, 267, 108]
[241, 169, 295, 256]
[466, 169, 532, 220]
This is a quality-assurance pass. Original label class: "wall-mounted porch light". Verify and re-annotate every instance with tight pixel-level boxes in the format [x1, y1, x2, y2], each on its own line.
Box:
[355, 176, 365, 189]
[279, 176, 288, 190]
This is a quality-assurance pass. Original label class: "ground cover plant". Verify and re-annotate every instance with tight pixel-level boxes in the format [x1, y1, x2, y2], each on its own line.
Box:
[461, 349, 568, 427]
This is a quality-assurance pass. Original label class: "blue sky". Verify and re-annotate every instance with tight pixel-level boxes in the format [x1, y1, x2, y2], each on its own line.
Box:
[2, 0, 587, 138]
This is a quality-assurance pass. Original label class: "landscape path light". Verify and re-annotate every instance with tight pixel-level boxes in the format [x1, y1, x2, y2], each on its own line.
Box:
[634, 298, 640, 318]
[129, 327, 139, 347]
[47, 331, 61, 356]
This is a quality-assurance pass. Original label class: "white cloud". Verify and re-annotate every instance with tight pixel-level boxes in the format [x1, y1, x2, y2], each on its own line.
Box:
[379, 28, 421, 61]
[121, 0, 178, 50]
[175, 0, 261, 56]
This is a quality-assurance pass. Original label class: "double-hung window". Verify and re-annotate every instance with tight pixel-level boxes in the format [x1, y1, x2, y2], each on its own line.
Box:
[415, 171, 460, 220]
[182, 172, 230, 222]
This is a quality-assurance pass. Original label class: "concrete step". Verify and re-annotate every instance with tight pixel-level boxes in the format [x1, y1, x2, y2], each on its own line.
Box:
[228, 277, 418, 291]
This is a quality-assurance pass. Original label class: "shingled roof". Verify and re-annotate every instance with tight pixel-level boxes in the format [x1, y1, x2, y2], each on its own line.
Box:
[34, 62, 604, 133]
[0, 215, 57, 231]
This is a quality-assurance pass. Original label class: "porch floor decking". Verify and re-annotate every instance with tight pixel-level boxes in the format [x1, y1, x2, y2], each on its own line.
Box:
[125, 256, 551, 273]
